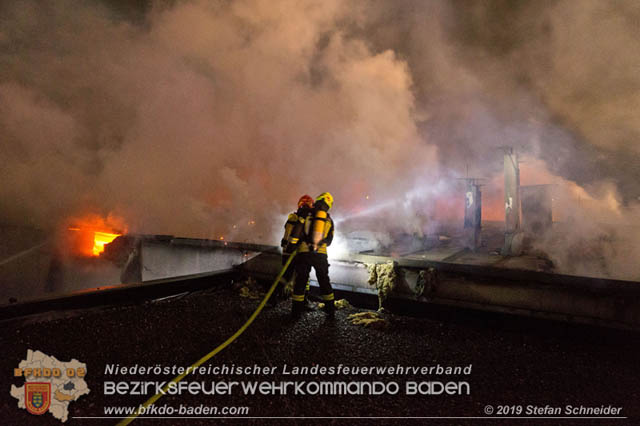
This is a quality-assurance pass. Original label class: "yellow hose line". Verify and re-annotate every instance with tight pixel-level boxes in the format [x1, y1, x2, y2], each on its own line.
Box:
[117, 249, 298, 425]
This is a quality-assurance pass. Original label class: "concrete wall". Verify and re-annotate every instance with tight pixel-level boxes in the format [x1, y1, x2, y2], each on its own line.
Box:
[141, 240, 260, 281]
[4, 233, 639, 330]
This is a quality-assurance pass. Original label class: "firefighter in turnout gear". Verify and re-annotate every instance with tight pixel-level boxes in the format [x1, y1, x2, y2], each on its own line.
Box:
[291, 192, 335, 319]
[269, 195, 314, 307]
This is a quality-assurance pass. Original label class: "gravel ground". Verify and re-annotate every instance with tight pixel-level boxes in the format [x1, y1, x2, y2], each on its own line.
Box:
[1, 281, 639, 426]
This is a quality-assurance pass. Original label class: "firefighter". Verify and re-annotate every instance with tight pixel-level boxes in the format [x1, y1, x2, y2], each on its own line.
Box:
[269, 195, 314, 307]
[291, 192, 335, 319]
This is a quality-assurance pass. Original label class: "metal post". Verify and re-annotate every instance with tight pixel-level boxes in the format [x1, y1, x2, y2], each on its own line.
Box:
[502, 148, 523, 255]
[463, 181, 482, 250]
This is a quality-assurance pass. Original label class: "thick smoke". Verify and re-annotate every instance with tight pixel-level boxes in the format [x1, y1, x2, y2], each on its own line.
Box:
[0, 0, 434, 240]
[0, 0, 638, 278]
[348, 0, 640, 278]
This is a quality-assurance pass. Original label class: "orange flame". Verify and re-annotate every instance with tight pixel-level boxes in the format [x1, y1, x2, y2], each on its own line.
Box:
[66, 214, 126, 257]
[92, 231, 121, 256]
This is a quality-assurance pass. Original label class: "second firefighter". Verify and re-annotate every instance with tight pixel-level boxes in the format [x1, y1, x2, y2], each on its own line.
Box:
[291, 192, 336, 319]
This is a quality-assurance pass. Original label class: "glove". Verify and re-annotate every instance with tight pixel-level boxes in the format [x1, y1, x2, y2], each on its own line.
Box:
[280, 238, 288, 248]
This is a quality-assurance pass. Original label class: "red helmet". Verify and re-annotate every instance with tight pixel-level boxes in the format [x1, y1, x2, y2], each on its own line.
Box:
[298, 194, 314, 208]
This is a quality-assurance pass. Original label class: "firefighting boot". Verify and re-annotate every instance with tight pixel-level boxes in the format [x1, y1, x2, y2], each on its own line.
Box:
[302, 294, 316, 311]
[323, 299, 335, 319]
[302, 282, 314, 310]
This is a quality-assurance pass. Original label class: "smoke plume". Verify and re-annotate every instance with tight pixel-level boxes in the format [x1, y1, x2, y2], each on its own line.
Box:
[0, 0, 638, 278]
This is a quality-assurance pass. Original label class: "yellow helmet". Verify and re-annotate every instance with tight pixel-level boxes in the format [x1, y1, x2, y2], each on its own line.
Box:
[316, 192, 334, 209]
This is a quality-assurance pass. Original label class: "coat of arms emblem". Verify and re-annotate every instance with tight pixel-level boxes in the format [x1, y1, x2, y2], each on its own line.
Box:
[25, 382, 51, 415]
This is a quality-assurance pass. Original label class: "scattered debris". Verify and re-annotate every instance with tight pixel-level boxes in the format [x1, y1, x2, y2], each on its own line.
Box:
[236, 277, 262, 299]
[367, 261, 398, 311]
[318, 299, 351, 310]
[151, 292, 190, 303]
[416, 267, 437, 301]
[348, 311, 387, 330]
[335, 299, 351, 309]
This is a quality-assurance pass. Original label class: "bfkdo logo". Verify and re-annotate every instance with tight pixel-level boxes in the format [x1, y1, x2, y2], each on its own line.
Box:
[10, 350, 90, 423]
[26, 382, 51, 415]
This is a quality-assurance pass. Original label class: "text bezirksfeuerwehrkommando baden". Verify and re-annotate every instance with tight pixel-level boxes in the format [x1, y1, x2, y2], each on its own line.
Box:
[104, 380, 471, 396]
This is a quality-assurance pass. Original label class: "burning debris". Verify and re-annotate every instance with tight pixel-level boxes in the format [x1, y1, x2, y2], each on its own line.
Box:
[67, 227, 121, 257]
[65, 214, 126, 258]
[91, 231, 121, 256]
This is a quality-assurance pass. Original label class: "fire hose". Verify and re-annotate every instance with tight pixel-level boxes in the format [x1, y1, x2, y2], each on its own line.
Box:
[0, 241, 49, 267]
[117, 248, 298, 425]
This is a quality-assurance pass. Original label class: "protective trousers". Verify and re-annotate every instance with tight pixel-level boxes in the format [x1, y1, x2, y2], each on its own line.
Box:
[292, 252, 334, 315]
